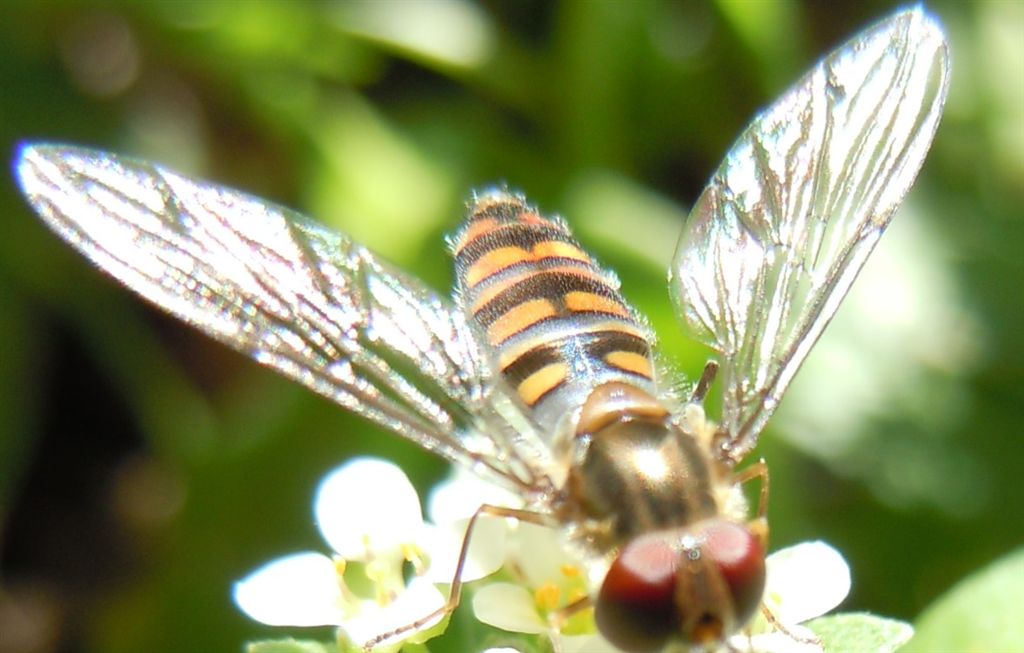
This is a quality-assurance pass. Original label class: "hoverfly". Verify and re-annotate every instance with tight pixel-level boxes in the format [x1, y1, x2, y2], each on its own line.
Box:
[14, 7, 949, 652]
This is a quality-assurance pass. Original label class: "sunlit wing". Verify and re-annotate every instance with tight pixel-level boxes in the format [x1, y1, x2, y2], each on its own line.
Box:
[669, 7, 950, 463]
[16, 143, 553, 489]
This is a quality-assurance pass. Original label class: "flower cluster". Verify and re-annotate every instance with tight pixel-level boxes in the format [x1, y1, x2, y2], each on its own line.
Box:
[233, 458, 507, 650]
[235, 458, 853, 653]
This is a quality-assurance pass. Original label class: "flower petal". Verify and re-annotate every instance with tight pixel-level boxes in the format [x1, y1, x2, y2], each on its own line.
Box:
[736, 627, 824, 653]
[560, 633, 622, 653]
[422, 517, 506, 583]
[472, 582, 548, 634]
[428, 467, 521, 523]
[341, 577, 446, 647]
[233, 552, 343, 626]
[764, 541, 851, 625]
[510, 522, 579, 588]
[315, 458, 424, 559]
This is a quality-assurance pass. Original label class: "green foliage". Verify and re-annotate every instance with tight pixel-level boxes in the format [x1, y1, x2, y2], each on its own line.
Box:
[905, 546, 1024, 652]
[808, 613, 913, 653]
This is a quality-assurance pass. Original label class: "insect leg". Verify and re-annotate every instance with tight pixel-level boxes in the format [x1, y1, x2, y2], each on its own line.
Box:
[732, 459, 770, 557]
[548, 593, 592, 627]
[732, 458, 769, 520]
[760, 603, 822, 647]
[362, 503, 559, 650]
[543, 595, 593, 653]
[733, 461, 818, 647]
[690, 360, 720, 403]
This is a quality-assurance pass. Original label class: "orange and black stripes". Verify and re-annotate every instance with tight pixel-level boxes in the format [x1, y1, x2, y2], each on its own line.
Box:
[472, 270, 629, 333]
[453, 191, 656, 418]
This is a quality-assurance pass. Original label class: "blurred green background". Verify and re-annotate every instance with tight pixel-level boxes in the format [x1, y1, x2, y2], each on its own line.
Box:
[0, 1, 1021, 652]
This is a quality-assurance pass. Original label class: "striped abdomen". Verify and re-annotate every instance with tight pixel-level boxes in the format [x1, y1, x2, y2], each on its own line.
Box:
[452, 190, 657, 427]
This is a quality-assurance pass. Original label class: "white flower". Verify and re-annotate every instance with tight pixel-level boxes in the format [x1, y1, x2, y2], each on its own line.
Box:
[233, 457, 504, 651]
[235, 458, 851, 653]
[425, 463, 518, 582]
[474, 533, 850, 653]
[472, 520, 607, 650]
[729, 541, 851, 653]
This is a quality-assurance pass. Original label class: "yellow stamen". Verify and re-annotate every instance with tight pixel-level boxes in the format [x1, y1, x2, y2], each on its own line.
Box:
[332, 556, 358, 604]
[402, 542, 427, 575]
[534, 583, 562, 612]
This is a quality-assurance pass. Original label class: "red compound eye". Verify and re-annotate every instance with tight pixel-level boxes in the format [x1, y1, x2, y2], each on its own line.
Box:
[701, 520, 766, 628]
[595, 532, 680, 653]
[595, 523, 766, 652]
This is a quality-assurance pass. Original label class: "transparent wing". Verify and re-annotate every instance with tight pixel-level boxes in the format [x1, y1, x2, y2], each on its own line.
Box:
[669, 8, 950, 463]
[16, 143, 553, 490]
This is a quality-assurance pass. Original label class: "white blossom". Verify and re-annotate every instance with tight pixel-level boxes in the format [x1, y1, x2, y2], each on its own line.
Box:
[233, 457, 503, 650]
[235, 459, 852, 653]
[474, 530, 851, 653]
[729, 541, 851, 653]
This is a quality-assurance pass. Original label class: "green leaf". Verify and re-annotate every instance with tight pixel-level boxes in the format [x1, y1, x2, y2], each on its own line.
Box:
[246, 638, 336, 653]
[806, 612, 913, 653]
[903, 546, 1024, 652]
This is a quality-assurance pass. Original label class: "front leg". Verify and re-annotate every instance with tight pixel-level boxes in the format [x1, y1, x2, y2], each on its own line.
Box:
[362, 504, 559, 650]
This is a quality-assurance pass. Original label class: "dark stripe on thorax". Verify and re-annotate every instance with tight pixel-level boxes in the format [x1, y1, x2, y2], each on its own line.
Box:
[583, 424, 719, 540]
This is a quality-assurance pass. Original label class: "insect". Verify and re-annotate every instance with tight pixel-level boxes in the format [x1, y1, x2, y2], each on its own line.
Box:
[15, 7, 948, 652]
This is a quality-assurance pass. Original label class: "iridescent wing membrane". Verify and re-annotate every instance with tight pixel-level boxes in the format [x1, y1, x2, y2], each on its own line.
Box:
[16, 146, 552, 489]
[670, 8, 950, 463]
